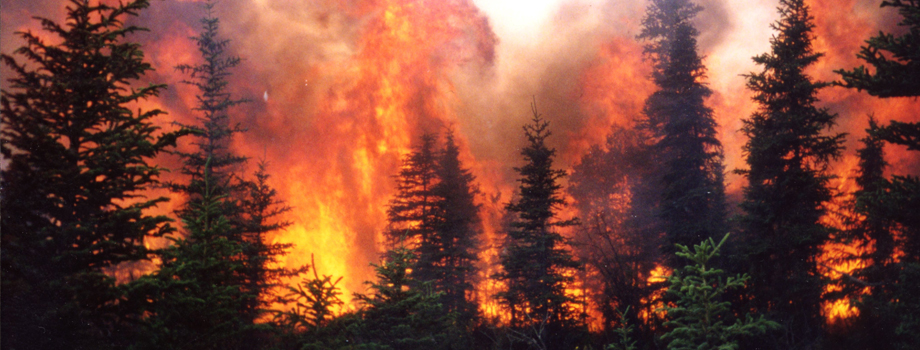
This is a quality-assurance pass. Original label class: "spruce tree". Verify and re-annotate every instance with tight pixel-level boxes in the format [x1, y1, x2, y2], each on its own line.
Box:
[836, 2, 920, 347]
[495, 102, 582, 343]
[660, 234, 778, 350]
[239, 160, 299, 328]
[0, 1, 182, 348]
[737, 0, 846, 347]
[637, 0, 727, 268]
[129, 161, 250, 350]
[836, 0, 920, 98]
[385, 133, 439, 248]
[350, 245, 454, 350]
[424, 128, 482, 326]
[166, 0, 293, 330]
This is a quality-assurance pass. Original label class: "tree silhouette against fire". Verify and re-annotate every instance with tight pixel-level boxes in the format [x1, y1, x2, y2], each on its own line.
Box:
[1, 1, 918, 350]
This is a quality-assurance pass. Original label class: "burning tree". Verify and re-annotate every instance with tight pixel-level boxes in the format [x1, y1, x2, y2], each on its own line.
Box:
[494, 102, 584, 348]
[736, 0, 846, 348]
[0, 1, 183, 349]
[637, 0, 727, 268]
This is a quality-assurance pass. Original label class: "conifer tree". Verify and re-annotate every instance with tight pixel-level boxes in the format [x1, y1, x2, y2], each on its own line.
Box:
[239, 160, 299, 325]
[737, 0, 845, 347]
[495, 102, 582, 341]
[165, 0, 293, 330]
[637, 0, 727, 268]
[350, 245, 454, 350]
[836, 0, 920, 98]
[423, 128, 482, 325]
[0, 1, 182, 348]
[836, 2, 920, 348]
[385, 133, 439, 247]
[660, 234, 778, 350]
[129, 161, 250, 350]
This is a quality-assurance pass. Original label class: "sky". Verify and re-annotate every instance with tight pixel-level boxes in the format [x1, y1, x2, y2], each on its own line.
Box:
[2, 0, 918, 302]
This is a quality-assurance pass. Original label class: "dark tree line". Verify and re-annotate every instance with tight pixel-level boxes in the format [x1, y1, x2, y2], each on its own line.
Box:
[2, 0, 919, 350]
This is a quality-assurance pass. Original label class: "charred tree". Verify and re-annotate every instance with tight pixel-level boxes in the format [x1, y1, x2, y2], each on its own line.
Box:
[569, 125, 665, 344]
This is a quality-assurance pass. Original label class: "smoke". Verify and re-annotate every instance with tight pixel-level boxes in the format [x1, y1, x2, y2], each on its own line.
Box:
[2, 0, 918, 306]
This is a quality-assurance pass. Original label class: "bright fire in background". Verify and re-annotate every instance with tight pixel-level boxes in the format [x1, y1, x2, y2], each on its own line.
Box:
[2, 0, 919, 323]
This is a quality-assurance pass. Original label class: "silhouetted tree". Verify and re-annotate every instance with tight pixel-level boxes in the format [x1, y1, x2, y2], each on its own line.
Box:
[425, 128, 482, 326]
[349, 245, 455, 350]
[385, 133, 439, 248]
[737, 0, 846, 348]
[0, 1, 182, 348]
[638, 0, 727, 268]
[836, 2, 920, 348]
[495, 102, 583, 348]
[129, 161, 250, 350]
[569, 125, 665, 343]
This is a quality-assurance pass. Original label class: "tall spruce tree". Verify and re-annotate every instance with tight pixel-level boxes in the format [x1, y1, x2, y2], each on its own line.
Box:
[129, 161, 250, 350]
[425, 128, 482, 325]
[134, 1, 292, 346]
[737, 0, 846, 347]
[495, 102, 582, 344]
[637, 0, 727, 268]
[0, 1, 183, 349]
[836, 2, 920, 348]
[385, 133, 439, 248]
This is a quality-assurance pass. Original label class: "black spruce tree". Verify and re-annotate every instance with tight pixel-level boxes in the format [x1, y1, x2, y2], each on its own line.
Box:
[495, 102, 583, 348]
[737, 0, 846, 347]
[0, 1, 183, 348]
[836, 1, 920, 348]
[637, 0, 727, 268]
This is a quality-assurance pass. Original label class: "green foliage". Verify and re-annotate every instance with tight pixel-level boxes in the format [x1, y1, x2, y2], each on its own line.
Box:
[736, 0, 845, 347]
[836, 0, 920, 97]
[660, 234, 779, 350]
[0, 1, 183, 348]
[349, 245, 457, 350]
[128, 161, 253, 350]
[495, 101, 584, 347]
[605, 307, 638, 350]
[279, 255, 345, 333]
[638, 0, 727, 268]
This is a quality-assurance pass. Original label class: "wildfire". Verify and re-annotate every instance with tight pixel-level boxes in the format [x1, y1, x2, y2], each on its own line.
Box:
[3, 0, 919, 327]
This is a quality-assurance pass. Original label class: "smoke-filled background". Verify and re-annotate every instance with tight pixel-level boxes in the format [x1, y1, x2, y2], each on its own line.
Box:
[2, 0, 918, 310]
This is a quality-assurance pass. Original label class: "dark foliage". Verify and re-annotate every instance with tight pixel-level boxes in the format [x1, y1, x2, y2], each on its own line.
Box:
[0, 1, 183, 348]
[737, 0, 846, 348]
[638, 0, 727, 268]
[494, 102, 584, 348]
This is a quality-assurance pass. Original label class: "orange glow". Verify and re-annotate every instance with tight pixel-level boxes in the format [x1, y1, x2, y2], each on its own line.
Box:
[4, 0, 920, 328]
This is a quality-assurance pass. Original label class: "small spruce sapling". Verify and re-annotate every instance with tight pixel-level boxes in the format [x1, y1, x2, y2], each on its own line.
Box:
[660, 233, 779, 350]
